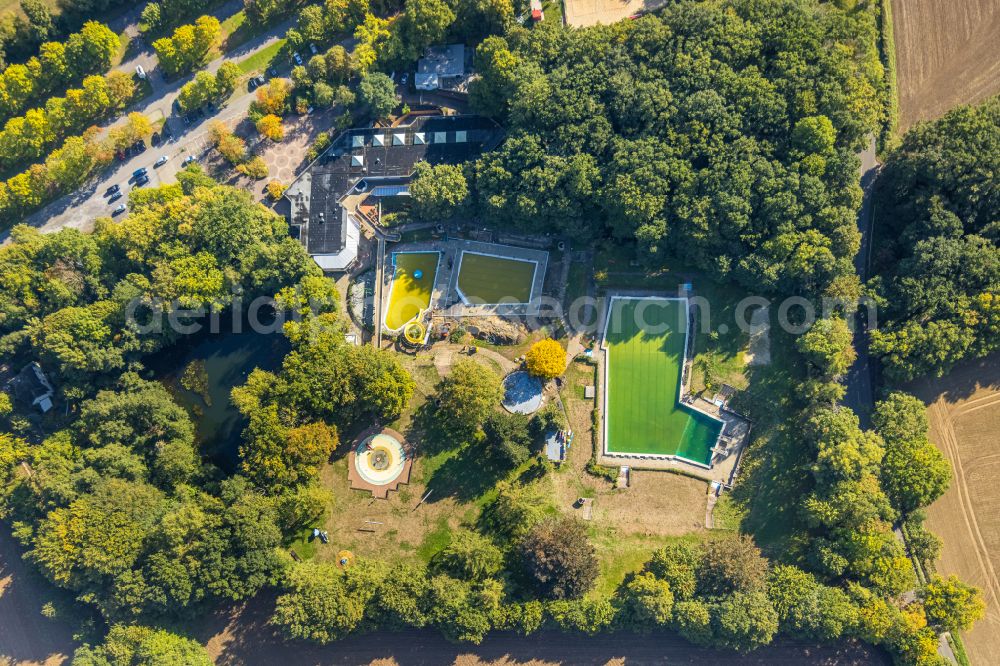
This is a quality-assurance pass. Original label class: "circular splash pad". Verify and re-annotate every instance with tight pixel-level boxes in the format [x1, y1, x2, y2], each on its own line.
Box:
[413, 269, 423, 280]
[354, 432, 407, 486]
[403, 320, 426, 345]
[502, 371, 544, 415]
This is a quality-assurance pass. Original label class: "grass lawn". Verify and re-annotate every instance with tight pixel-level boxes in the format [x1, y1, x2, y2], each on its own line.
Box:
[220, 11, 248, 51]
[604, 298, 721, 465]
[456, 252, 536, 304]
[237, 38, 287, 74]
[384, 252, 439, 331]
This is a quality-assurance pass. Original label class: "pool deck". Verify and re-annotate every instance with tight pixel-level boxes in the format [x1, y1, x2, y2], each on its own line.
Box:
[594, 291, 750, 486]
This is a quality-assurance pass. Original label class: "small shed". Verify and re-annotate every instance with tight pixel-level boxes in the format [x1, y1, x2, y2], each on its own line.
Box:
[545, 428, 571, 464]
[530, 0, 543, 21]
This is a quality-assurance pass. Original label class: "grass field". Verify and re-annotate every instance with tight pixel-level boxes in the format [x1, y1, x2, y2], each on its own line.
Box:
[456, 252, 535, 304]
[603, 298, 721, 465]
[237, 38, 286, 74]
[384, 252, 439, 331]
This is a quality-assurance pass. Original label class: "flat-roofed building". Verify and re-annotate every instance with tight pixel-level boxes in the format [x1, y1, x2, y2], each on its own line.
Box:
[284, 115, 504, 272]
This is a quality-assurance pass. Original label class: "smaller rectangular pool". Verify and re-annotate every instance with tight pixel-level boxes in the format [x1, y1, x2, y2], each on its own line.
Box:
[384, 252, 439, 331]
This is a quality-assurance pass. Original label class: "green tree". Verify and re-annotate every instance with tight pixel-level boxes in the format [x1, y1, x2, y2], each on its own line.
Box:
[697, 534, 768, 597]
[71, 625, 212, 666]
[796, 316, 856, 379]
[390, 0, 454, 63]
[874, 393, 951, 513]
[672, 599, 713, 646]
[767, 565, 857, 641]
[518, 516, 598, 599]
[482, 410, 533, 468]
[435, 359, 502, 440]
[871, 98, 1000, 380]
[409, 161, 468, 220]
[921, 575, 986, 633]
[76, 375, 198, 486]
[272, 562, 378, 642]
[357, 72, 396, 119]
[621, 572, 674, 627]
[646, 542, 701, 600]
[711, 591, 779, 652]
[433, 530, 503, 581]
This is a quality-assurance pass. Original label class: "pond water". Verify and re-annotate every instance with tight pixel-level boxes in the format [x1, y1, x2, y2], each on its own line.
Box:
[148, 326, 289, 473]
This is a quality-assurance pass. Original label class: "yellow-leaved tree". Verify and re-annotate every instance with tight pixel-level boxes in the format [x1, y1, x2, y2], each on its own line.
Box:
[525, 339, 566, 380]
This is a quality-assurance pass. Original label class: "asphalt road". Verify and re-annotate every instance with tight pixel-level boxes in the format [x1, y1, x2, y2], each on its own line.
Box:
[9, 7, 298, 239]
[842, 135, 879, 427]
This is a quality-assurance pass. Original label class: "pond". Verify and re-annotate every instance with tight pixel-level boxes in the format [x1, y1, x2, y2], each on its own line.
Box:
[148, 326, 289, 473]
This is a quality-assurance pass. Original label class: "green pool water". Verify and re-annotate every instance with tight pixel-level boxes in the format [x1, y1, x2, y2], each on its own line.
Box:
[603, 298, 722, 466]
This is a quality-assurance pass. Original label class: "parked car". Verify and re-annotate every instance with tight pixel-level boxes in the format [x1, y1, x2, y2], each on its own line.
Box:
[134, 175, 149, 186]
[267, 67, 278, 77]
[132, 167, 147, 178]
[182, 155, 196, 166]
[135, 65, 146, 80]
[293, 52, 303, 65]
[248, 78, 259, 91]
[105, 184, 120, 196]
[108, 191, 123, 203]
[401, 72, 409, 86]
[309, 43, 318, 55]
[132, 140, 146, 153]
[112, 204, 127, 215]
[154, 155, 168, 167]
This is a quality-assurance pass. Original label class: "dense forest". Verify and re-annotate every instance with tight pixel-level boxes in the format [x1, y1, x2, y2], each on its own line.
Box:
[0, 0, 992, 662]
[870, 96, 999, 382]
[465, 0, 884, 299]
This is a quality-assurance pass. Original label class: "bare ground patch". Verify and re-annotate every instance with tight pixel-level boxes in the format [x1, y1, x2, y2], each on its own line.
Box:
[907, 353, 1000, 666]
[563, 0, 668, 27]
[891, 0, 1000, 131]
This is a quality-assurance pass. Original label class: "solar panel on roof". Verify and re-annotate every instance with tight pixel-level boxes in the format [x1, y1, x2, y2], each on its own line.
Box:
[434, 132, 447, 143]
[351, 155, 364, 167]
[373, 134, 385, 146]
[455, 131, 467, 143]
[393, 133, 406, 146]
[371, 185, 410, 197]
[351, 135, 364, 147]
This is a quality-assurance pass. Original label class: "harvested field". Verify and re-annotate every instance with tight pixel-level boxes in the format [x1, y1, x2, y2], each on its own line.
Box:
[891, 0, 1000, 131]
[907, 353, 1000, 666]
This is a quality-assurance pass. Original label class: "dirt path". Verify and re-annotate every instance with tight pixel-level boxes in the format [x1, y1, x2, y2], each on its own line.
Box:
[908, 353, 1000, 665]
[0, 528, 76, 666]
[891, 0, 1000, 131]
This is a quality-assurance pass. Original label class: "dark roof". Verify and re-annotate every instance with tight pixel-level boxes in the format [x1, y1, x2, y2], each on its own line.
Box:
[295, 115, 503, 255]
[306, 173, 348, 254]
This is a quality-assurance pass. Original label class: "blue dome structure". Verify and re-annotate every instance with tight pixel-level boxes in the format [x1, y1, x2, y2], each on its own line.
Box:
[502, 371, 544, 415]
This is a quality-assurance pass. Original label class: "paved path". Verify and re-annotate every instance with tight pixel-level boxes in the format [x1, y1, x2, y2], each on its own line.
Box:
[6, 11, 298, 240]
[843, 135, 879, 428]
